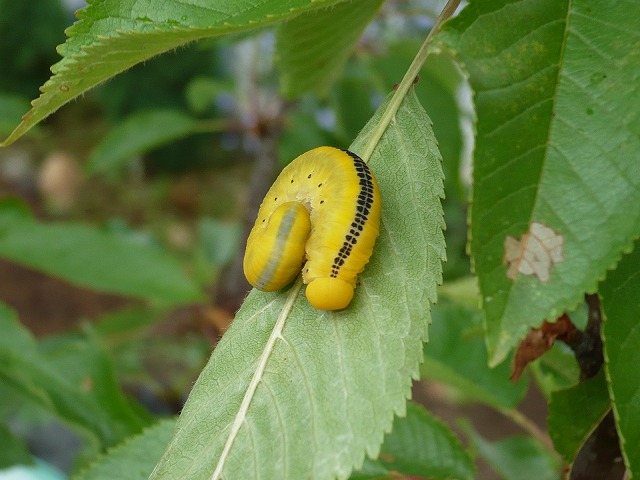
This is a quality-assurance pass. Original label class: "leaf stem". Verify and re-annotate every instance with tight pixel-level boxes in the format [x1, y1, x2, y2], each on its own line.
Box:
[359, 0, 461, 163]
[499, 406, 561, 458]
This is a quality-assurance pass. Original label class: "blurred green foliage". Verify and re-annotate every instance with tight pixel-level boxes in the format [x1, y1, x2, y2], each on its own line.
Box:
[0, 0, 68, 98]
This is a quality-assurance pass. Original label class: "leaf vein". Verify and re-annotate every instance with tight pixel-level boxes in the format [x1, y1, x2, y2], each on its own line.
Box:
[572, 10, 640, 38]
[477, 62, 557, 95]
[279, 334, 318, 458]
[261, 380, 288, 479]
[480, 144, 545, 186]
[481, 96, 553, 139]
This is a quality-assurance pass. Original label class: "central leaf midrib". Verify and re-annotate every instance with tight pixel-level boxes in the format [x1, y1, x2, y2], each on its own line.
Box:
[210, 280, 303, 479]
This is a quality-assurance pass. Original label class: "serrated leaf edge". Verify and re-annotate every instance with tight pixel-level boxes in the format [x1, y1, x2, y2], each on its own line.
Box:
[71, 419, 176, 480]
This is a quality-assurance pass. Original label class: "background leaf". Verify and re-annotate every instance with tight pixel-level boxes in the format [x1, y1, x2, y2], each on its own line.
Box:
[361, 402, 474, 480]
[0, 423, 33, 469]
[196, 218, 242, 269]
[463, 422, 562, 480]
[0, 201, 203, 305]
[0, 93, 32, 137]
[529, 343, 580, 398]
[85, 110, 204, 176]
[439, 0, 640, 365]
[600, 239, 640, 477]
[276, 0, 384, 98]
[547, 370, 610, 462]
[73, 420, 175, 480]
[0, 303, 151, 448]
[421, 303, 528, 410]
[150, 89, 445, 480]
[0, 0, 347, 146]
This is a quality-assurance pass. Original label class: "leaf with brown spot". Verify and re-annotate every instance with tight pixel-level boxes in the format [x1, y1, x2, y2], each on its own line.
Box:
[439, 0, 640, 366]
[504, 222, 564, 283]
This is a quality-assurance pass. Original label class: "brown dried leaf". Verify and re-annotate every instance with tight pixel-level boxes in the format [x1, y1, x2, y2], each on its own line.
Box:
[504, 222, 564, 282]
[510, 314, 576, 382]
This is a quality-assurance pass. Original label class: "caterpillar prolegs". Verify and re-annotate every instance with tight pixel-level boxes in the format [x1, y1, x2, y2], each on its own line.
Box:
[243, 146, 382, 310]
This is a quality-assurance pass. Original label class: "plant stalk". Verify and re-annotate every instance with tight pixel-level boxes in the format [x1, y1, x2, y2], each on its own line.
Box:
[359, 0, 461, 163]
[500, 407, 561, 458]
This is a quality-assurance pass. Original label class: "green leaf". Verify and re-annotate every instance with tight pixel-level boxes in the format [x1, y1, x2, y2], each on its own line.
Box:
[276, 0, 384, 98]
[600, 240, 640, 477]
[185, 77, 230, 114]
[348, 460, 390, 480]
[359, 402, 474, 480]
[464, 424, 562, 480]
[0, 93, 32, 137]
[150, 90, 445, 479]
[0, 198, 32, 224]
[0, 423, 33, 469]
[85, 110, 203, 176]
[92, 306, 163, 340]
[0, 0, 346, 146]
[0, 202, 203, 305]
[529, 343, 580, 399]
[332, 63, 379, 143]
[437, 276, 480, 309]
[0, 304, 151, 448]
[439, 0, 640, 365]
[548, 370, 610, 462]
[73, 420, 176, 480]
[197, 218, 242, 269]
[421, 303, 528, 410]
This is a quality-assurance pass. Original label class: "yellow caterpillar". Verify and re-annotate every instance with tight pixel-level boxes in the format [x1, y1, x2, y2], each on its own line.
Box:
[243, 146, 382, 310]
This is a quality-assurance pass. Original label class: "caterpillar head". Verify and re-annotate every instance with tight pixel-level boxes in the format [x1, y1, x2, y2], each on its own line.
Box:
[305, 278, 354, 311]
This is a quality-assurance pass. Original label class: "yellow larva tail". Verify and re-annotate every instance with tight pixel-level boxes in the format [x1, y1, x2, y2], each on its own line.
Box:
[243, 202, 311, 292]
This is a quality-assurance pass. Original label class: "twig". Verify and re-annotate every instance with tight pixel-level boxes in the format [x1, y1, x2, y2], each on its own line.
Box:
[359, 0, 461, 163]
[499, 406, 560, 457]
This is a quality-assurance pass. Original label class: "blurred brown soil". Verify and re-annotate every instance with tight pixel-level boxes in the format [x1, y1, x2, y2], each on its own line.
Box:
[0, 258, 131, 336]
